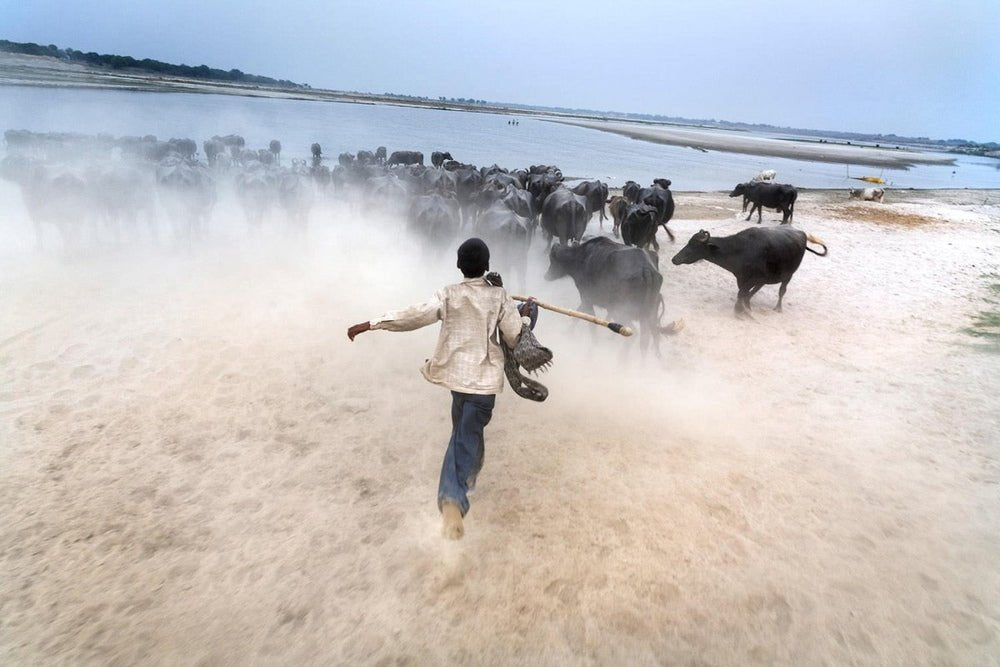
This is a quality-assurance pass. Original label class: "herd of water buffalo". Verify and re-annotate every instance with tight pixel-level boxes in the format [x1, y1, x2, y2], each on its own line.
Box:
[2, 129, 829, 354]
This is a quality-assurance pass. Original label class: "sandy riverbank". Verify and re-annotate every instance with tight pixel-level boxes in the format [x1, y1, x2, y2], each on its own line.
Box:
[550, 118, 954, 169]
[2, 187, 999, 663]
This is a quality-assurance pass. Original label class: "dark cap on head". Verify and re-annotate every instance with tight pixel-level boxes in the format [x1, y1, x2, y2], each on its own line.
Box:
[457, 237, 490, 277]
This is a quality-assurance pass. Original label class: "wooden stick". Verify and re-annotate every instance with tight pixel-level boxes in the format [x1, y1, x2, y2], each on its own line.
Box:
[510, 295, 634, 337]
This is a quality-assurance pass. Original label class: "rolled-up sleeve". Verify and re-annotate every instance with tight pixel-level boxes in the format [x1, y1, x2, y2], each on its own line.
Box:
[370, 293, 443, 332]
[497, 294, 526, 348]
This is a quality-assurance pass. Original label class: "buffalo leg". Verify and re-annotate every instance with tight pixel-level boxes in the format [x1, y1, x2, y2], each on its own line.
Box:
[746, 202, 759, 223]
[775, 280, 789, 312]
[734, 288, 748, 316]
[734, 280, 757, 320]
[746, 283, 765, 309]
[662, 223, 675, 243]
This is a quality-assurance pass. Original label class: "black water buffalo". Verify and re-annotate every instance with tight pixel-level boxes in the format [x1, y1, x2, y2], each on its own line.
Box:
[203, 138, 227, 166]
[544, 237, 670, 356]
[357, 150, 376, 165]
[374, 146, 387, 164]
[431, 151, 454, 167]
[540, 186, 588, 245]
[476, 201, 531, 289]
[387, 150, 424, 166]
[422, 166, 458, 194]
[637, 180, 675, 242]
[526, 171, 561, 200]
[452, 165, 484, 224]
[408, 193, 459, 247]
[671, 227, 827, 316]
[311, 143, 322, 158]
[571, 180, 609, 227]
[620, 204, 660, 251]
[622, 180, 642, 204]
[730, 182, 798, 224]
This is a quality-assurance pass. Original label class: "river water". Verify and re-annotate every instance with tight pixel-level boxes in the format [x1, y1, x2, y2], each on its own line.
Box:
[2, 85, 998, 189]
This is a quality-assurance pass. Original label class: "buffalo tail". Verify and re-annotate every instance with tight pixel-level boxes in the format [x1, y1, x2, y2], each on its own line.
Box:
[805, 234, 828, 256]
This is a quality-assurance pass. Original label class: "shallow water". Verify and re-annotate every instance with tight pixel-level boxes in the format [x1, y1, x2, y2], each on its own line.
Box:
[2, 85, 998, 189]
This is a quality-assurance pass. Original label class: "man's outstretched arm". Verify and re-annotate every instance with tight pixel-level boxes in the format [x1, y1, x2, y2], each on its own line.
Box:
[347, 294, 443, 341]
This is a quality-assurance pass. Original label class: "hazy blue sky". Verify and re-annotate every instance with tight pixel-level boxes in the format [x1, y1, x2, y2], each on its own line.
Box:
[3, 0, 998, 141]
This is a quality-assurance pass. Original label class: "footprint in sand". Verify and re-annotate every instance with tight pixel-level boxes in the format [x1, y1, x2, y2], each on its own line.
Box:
[745, 591, 793, 635]
[118, 356, 139, 373]
[70, 364, 95, 379]
[544, 579, 580, 605]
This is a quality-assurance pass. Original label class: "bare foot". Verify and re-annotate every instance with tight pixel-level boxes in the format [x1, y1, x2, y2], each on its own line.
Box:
[441, 502, 464, 540]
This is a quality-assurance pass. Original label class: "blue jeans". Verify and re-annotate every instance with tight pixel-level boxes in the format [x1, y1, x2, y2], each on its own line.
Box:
[437, 391, 495, 516]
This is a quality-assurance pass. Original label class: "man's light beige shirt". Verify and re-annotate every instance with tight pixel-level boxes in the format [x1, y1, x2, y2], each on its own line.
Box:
[370, 277, 525, 395]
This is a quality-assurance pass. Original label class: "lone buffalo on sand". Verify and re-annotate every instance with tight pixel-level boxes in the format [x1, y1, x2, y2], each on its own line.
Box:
[671, 226, 827, 316]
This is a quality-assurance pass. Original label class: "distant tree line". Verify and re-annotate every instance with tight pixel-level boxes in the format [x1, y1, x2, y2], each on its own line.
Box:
[0, 39, 305, 89]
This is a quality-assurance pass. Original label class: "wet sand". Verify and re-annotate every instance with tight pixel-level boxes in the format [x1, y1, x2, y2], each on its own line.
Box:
[550, 119, 954, 169]
[1, 190, 999, 663]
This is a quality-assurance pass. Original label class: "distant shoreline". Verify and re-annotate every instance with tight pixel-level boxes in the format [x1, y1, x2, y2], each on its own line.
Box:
[547, 119, 954, 169]
[0, 52, 962, 171]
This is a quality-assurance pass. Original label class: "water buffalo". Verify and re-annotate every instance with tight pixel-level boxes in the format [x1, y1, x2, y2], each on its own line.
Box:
[269, 139, 282, 163]
[476, 201, 531, 289]
[622, 180, 642, 204]
[387, 150, 424, 166]
[671, 227, 827, 316]
[544, 237, 672, 356]
[637, 180, 676, 242]
[374, 146, 387, 164]
[730, 182, 798, 224]
[452, 165, 484, 224]
[156, 157, 216, 240]
[571, 180, 609, 227]
[203, 138, 227, 166]
[540, 186, 588, 246]
[620, 204, 660, 251]
[408, 193, 460, 248]
[607, 195, 628, 238]
[235, 163, 276, 229]
[431, 151, 454, 167]
[278, 164, 315, 231]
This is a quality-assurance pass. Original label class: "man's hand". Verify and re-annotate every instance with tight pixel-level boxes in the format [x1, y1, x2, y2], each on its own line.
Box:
[518, 298, 539, 330]
[347, 321, 371, 341]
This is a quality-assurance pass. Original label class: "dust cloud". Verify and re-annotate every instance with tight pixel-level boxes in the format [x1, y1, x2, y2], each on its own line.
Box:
[1, 133, 999, 665]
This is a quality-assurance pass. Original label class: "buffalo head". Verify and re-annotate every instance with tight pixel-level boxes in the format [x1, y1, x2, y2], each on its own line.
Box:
[729, 183, 748, 198]
[544, 244, 574, 281]
[671, 230, 714, 265]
